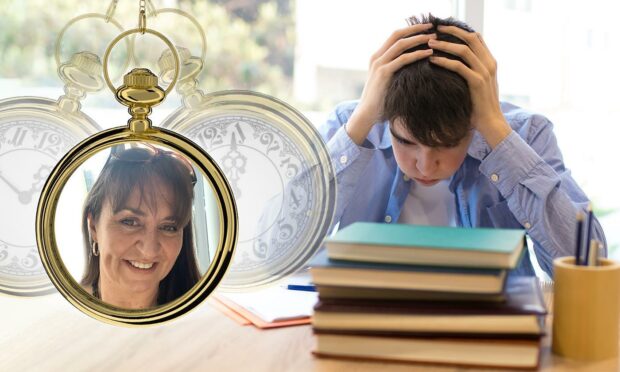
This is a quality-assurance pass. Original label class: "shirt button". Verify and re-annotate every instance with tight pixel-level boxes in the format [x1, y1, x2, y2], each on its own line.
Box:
[524, 222, 532, 229]
[339, 155, 348, 164]
[384, 215, 392, 223]
[491, 174, 499, 182]
[403, 175, 410, 181]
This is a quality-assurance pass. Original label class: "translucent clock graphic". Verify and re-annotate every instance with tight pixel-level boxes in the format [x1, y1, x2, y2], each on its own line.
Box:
[0, 60, 102, 296]
[0, 12, 130, 296]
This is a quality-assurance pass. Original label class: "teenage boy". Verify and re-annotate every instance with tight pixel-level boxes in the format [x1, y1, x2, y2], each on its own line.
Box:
[319, 14, 606, 276]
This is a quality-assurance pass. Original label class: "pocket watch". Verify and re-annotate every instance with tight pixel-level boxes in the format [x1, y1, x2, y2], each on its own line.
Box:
[36, 23, 237, 326]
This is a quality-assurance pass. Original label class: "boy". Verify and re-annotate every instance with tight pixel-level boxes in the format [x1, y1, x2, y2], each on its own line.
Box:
[319, 14, 606, 276]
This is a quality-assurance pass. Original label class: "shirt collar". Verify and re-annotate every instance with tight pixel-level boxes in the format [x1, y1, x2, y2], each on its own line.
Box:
[376, 120, 393, 149]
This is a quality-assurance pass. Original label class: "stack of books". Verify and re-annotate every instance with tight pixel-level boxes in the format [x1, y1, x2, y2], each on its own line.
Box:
[309, 222, 547, 369]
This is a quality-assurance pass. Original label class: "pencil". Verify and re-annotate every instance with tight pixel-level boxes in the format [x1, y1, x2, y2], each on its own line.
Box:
[584, 203, 594, 265]
[575, 212, 584, 265]
[588, 240, 599, 267]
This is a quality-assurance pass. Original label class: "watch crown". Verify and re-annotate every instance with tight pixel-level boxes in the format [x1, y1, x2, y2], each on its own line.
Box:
[158, 46, 191, 72]
[70, 51, 102, 76]
[123, 68, 158, 88]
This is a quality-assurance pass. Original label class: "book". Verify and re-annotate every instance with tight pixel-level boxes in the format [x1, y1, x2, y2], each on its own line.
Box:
[325, 222, 525, 269]
[314, 284, 505, 302]
[312, 276, 546, 335]
[313, 333, 542, 369]
[309, 250, 507, 294]
[208, 297, 252, 326]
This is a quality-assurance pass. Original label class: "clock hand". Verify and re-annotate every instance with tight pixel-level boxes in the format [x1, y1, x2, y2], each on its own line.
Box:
[18, 188, 35, 204]
[18, 165, 52, 205]
[0, 170, 23, 196]
[32, 164, 52, 184]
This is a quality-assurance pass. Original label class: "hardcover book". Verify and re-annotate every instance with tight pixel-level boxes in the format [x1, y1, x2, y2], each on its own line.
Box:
[314, 285, 506, 302]
[313, 276, 546, 335]
[325, 222, 525, 269]
[309, 250, 507, 294]
[313, 333, 542, 369]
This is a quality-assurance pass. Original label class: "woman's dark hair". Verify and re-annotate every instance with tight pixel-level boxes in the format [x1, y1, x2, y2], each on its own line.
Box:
[383, 13, 475, 147]
[81, 145, 201, 306]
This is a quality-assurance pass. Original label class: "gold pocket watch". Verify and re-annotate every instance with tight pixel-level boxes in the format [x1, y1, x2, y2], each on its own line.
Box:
[36, 17, 237, 326]
[153, 10, 336, 291]
[0, 11, 131, 297]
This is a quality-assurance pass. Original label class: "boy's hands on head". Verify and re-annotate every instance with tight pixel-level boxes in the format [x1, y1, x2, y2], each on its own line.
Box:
[346, 23, 435, 146]
[428, 26, 512, 149]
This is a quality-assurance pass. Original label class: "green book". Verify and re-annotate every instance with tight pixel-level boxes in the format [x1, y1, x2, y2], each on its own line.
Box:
[325, 222, 525, 269]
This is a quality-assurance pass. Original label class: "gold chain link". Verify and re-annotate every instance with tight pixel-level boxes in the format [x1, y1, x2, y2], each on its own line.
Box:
[146, 0, 158, 17]
[105, 0, 119, 22]
[106, 0, 155, 23]
[138, 0, 147, 34]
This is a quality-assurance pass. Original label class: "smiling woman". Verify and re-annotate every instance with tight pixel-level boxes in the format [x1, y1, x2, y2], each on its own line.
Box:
[79, 143, 200, 309]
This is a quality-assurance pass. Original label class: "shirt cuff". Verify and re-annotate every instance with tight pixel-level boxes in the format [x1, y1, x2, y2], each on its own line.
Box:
[327, 125, 375, 174]
[478, 131, 545, 197]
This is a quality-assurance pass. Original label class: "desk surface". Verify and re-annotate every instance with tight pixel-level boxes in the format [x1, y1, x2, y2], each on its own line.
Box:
[0, 287, 618, 372]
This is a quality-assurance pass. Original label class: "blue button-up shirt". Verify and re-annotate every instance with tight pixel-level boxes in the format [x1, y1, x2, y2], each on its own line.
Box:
[319, 100, 606, 277]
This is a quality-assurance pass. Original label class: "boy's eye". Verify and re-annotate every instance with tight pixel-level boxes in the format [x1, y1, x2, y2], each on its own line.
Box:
[396, 137, 417, 146]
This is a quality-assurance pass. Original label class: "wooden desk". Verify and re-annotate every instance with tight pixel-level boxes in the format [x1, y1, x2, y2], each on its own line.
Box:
[0, 288, 618, 371]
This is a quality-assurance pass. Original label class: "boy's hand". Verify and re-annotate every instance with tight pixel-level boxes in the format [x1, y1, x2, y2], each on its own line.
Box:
[347, 23, 435, 145]
[428, 26, 512, 149]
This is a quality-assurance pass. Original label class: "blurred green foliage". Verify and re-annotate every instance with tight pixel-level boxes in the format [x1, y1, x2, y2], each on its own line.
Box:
[0, 0, 295, 99]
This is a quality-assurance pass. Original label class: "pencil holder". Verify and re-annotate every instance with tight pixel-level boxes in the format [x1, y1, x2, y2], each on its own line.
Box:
[552, 256, 620, 360]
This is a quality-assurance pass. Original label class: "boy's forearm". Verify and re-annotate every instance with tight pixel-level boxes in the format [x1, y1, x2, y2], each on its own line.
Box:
[479, 130, 607, 276]
[345, 110, 377, 146]
[476, 118, 512, 150]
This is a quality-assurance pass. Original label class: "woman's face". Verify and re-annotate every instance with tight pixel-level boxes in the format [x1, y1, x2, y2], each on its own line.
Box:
[89, 183, 184, 298]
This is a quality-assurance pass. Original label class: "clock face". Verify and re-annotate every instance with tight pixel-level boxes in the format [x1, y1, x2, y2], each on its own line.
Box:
[0, 106, 92, 294]
[165, 92, 335, 289]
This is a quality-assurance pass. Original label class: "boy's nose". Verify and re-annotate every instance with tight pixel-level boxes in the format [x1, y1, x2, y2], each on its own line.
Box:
[416, 152, 439, 177]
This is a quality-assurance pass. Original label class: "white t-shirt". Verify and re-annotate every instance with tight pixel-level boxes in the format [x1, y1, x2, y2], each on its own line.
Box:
[397, 179, 456, 226]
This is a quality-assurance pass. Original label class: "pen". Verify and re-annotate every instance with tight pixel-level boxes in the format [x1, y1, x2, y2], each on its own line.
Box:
[286, 284, 316, 292]
[583, 203, 594, 265]
[575, 212, 584, 265]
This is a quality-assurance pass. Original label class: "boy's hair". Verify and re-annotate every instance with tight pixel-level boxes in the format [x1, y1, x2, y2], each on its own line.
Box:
[383, 14, 475, 148]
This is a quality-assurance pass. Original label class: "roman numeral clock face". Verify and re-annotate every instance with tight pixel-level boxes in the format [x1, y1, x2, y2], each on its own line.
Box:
[0, 99, 98, 295]
[164, 92, 336, 290]
[187, 115, 310, 250]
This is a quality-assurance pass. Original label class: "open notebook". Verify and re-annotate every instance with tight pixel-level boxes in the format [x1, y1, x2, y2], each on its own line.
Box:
[212, 273, 318, 328]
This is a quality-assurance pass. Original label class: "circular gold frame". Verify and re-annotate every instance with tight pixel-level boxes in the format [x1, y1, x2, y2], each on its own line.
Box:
[36, 126, 238, 326]
[103, 28, 180, 96]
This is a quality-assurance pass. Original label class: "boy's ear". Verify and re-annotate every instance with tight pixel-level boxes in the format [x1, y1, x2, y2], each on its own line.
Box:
[87, 213, 97, 242]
